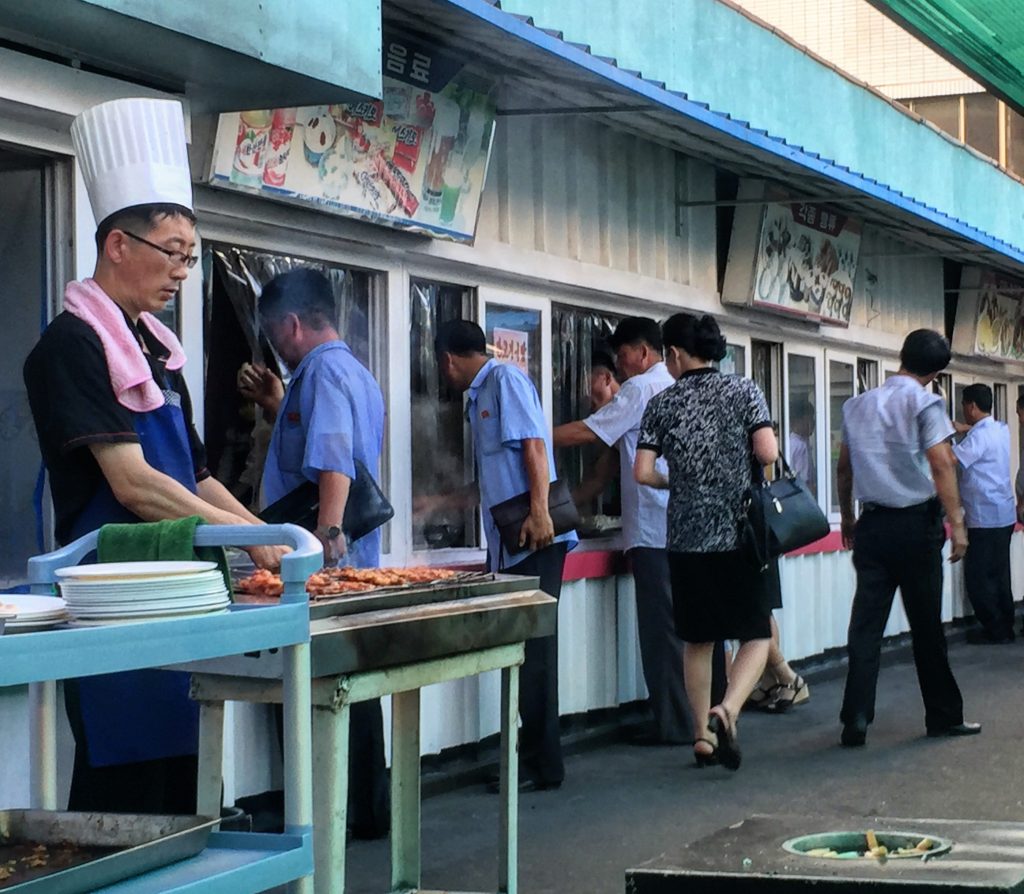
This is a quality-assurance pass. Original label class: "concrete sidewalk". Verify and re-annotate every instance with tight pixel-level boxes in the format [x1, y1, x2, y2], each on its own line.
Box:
[344, 637, 1022, 893]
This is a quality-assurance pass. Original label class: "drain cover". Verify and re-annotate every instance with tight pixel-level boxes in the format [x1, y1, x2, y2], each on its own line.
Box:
[783, 830, 952, 860]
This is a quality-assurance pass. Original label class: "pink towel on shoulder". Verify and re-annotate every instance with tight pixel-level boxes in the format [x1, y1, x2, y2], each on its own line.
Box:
[63, 278, 187, 413]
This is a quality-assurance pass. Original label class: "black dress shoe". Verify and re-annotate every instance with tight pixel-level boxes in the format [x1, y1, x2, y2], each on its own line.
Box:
[926, 721, 982, 738]
[840, 718, 867, 747]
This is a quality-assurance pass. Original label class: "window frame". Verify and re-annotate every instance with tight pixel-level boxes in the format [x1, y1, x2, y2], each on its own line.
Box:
[824, 349, 858, 523]
[783, 342, 826, 512]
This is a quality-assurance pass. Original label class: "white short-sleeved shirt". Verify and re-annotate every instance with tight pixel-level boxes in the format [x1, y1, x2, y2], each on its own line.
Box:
[584, 362, 674, 550]
[841, 374, 954, 508]
[953, 416, 1016, 528]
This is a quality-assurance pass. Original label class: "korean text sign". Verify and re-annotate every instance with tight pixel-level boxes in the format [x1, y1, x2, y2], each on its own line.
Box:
[752, 202, 861, 325]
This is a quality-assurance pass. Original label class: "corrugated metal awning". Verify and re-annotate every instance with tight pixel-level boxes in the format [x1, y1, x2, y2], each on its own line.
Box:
[868, 1, 1024, 117]
[0, 0, 383, 111]
[384, 0, 1024, 276]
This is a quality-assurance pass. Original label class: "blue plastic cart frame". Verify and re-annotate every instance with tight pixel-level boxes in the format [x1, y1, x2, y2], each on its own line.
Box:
[1, 523, 321, 894]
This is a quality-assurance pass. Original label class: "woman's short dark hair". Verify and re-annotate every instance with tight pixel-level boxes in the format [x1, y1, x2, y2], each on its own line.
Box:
[899, 329, 951, 377]
[95, 203, 196, 253]
[435, 319, 487, 357]
[962, 383, 993, 413]
[591, 347, 617, 376]
[259, 268, 335, 330]
[661, 312, 727, 363]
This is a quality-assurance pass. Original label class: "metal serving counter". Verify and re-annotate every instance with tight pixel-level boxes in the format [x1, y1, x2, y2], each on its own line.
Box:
[183, 571, 556, 894]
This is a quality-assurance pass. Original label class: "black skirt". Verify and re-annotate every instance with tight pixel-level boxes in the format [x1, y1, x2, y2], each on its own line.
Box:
[668, 550, 773, 643]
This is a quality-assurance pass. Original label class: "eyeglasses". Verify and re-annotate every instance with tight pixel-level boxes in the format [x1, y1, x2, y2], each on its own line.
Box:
[121, 230, 198, 269]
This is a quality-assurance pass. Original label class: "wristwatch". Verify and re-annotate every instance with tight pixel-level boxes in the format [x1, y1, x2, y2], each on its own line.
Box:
[316, 524, 342, 540]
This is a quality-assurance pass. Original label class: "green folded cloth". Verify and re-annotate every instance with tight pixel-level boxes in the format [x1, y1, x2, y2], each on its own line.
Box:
[96, 516, 233, 598]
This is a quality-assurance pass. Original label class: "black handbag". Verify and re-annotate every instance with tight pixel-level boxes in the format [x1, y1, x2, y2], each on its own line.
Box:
[258, 458, 394, 543]
[489, 478, 580, 555]
[739, 456, 830, 570]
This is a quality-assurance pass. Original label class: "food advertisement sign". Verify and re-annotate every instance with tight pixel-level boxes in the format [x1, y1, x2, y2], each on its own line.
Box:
[752, 202, 861, 325]
[965, 271, 1024, 360]
[208, 37, 496, 243]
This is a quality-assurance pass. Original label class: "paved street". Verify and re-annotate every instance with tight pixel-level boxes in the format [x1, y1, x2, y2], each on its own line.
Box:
[345, 633, 1024, 893]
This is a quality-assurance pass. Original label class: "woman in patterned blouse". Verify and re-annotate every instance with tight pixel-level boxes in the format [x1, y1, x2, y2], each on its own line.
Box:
[635, 313, 778, 770]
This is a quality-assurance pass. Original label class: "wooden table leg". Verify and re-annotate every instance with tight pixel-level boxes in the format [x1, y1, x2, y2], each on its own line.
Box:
[313, 700, 350, 894]
[499, 664, 519, 894]
[390, 688, 421, 892]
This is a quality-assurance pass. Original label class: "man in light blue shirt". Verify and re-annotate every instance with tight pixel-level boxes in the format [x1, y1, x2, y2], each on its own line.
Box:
[837, 329, 978, 746]
[435, 319, 575, 791]
[243, 268, 389, 838]
[954, 384, 1016, 644]
[554, 317, 689, 745]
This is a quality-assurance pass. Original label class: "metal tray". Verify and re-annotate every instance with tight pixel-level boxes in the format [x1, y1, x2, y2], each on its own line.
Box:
[0, 810, 217, 893]
[306, 572, 538, 620]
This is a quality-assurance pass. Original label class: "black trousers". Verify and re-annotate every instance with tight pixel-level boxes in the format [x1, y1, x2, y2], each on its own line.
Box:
[628, 548, 691, 743]
[964, 525, 1015, 640]
[504, 542, 568, 786]
[840, 505, 963, 732]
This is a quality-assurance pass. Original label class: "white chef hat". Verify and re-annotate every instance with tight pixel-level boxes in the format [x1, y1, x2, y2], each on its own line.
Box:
[71, 97, 193, 226]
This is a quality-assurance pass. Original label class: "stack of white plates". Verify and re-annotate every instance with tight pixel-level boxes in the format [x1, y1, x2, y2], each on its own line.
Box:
[0, 594, 69, 632]
[56, 561, 230, 626]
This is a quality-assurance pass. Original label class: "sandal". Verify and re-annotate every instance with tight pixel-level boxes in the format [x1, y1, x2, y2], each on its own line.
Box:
[762, 675, 809, 714]
[744, 681, 775, 709]
[708, 705, 741, 771]
[693, 737, 719, 768]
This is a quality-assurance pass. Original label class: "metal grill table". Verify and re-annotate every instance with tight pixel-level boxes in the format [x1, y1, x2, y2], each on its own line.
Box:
[183, 573, 556, 894]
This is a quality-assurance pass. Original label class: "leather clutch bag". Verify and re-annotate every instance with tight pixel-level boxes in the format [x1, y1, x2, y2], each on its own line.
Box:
[259, 459, 394, 543]
[489, 478, 580, 555]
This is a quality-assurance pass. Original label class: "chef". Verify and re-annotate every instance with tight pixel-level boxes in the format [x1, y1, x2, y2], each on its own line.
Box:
[24, 97, 284, 814]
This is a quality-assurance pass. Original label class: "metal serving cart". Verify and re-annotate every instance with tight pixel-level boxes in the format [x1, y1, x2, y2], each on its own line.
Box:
[182, 571, 557, 894]
[5, 523, 321, 894]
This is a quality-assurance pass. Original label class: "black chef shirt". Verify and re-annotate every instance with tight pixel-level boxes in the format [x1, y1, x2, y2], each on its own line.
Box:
[24, 311, 209, 544]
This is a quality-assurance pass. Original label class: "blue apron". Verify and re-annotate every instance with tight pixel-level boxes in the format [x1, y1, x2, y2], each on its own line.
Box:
[66, 395, 201, 768]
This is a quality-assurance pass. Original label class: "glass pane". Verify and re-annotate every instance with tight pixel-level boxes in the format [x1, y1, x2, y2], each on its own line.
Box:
[1009, 107, 1024, 176]
[485, 304, 542, 392]
[828, 360, 854, 514]
[914, 96, 960, 139]
[1, 162, 47, 584]
[787, 354, 817, 496]
[964, 93, 999, 160]
[751, 340, 782, 426]
[953, 382, 968, 425]
[204, 245, 374, 510]
[410, 280, 477, 550]
[994, 383, 1008, 422]
[935, 373, 954, 420]
[856, 358, 878, 394]
[716, 344, 746, 376]
[552, 305, 621, 528]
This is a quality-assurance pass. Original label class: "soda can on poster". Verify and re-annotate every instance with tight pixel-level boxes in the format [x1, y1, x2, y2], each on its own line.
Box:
[231, 110, 272, 187]
[263, 108, 297, 188]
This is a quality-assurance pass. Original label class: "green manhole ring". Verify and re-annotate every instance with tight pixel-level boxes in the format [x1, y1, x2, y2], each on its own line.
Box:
[782, 830, 953, 861]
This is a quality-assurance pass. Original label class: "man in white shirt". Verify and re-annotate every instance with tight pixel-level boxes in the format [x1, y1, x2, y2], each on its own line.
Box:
[954, 384, 1017, 644]
[554, 318, 689, 745]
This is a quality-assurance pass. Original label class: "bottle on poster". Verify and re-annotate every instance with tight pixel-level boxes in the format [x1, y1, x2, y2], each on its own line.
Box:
[230, 110, 272, 187]
[263, 108, 297, 188]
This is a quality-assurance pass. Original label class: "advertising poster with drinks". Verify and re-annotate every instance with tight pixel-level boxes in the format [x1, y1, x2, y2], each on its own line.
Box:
[752, 202, 861, 326]
[208, 39, 496, 243]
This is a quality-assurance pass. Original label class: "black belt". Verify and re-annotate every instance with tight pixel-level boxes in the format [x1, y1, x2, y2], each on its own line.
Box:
[861, 498, 939, 515]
